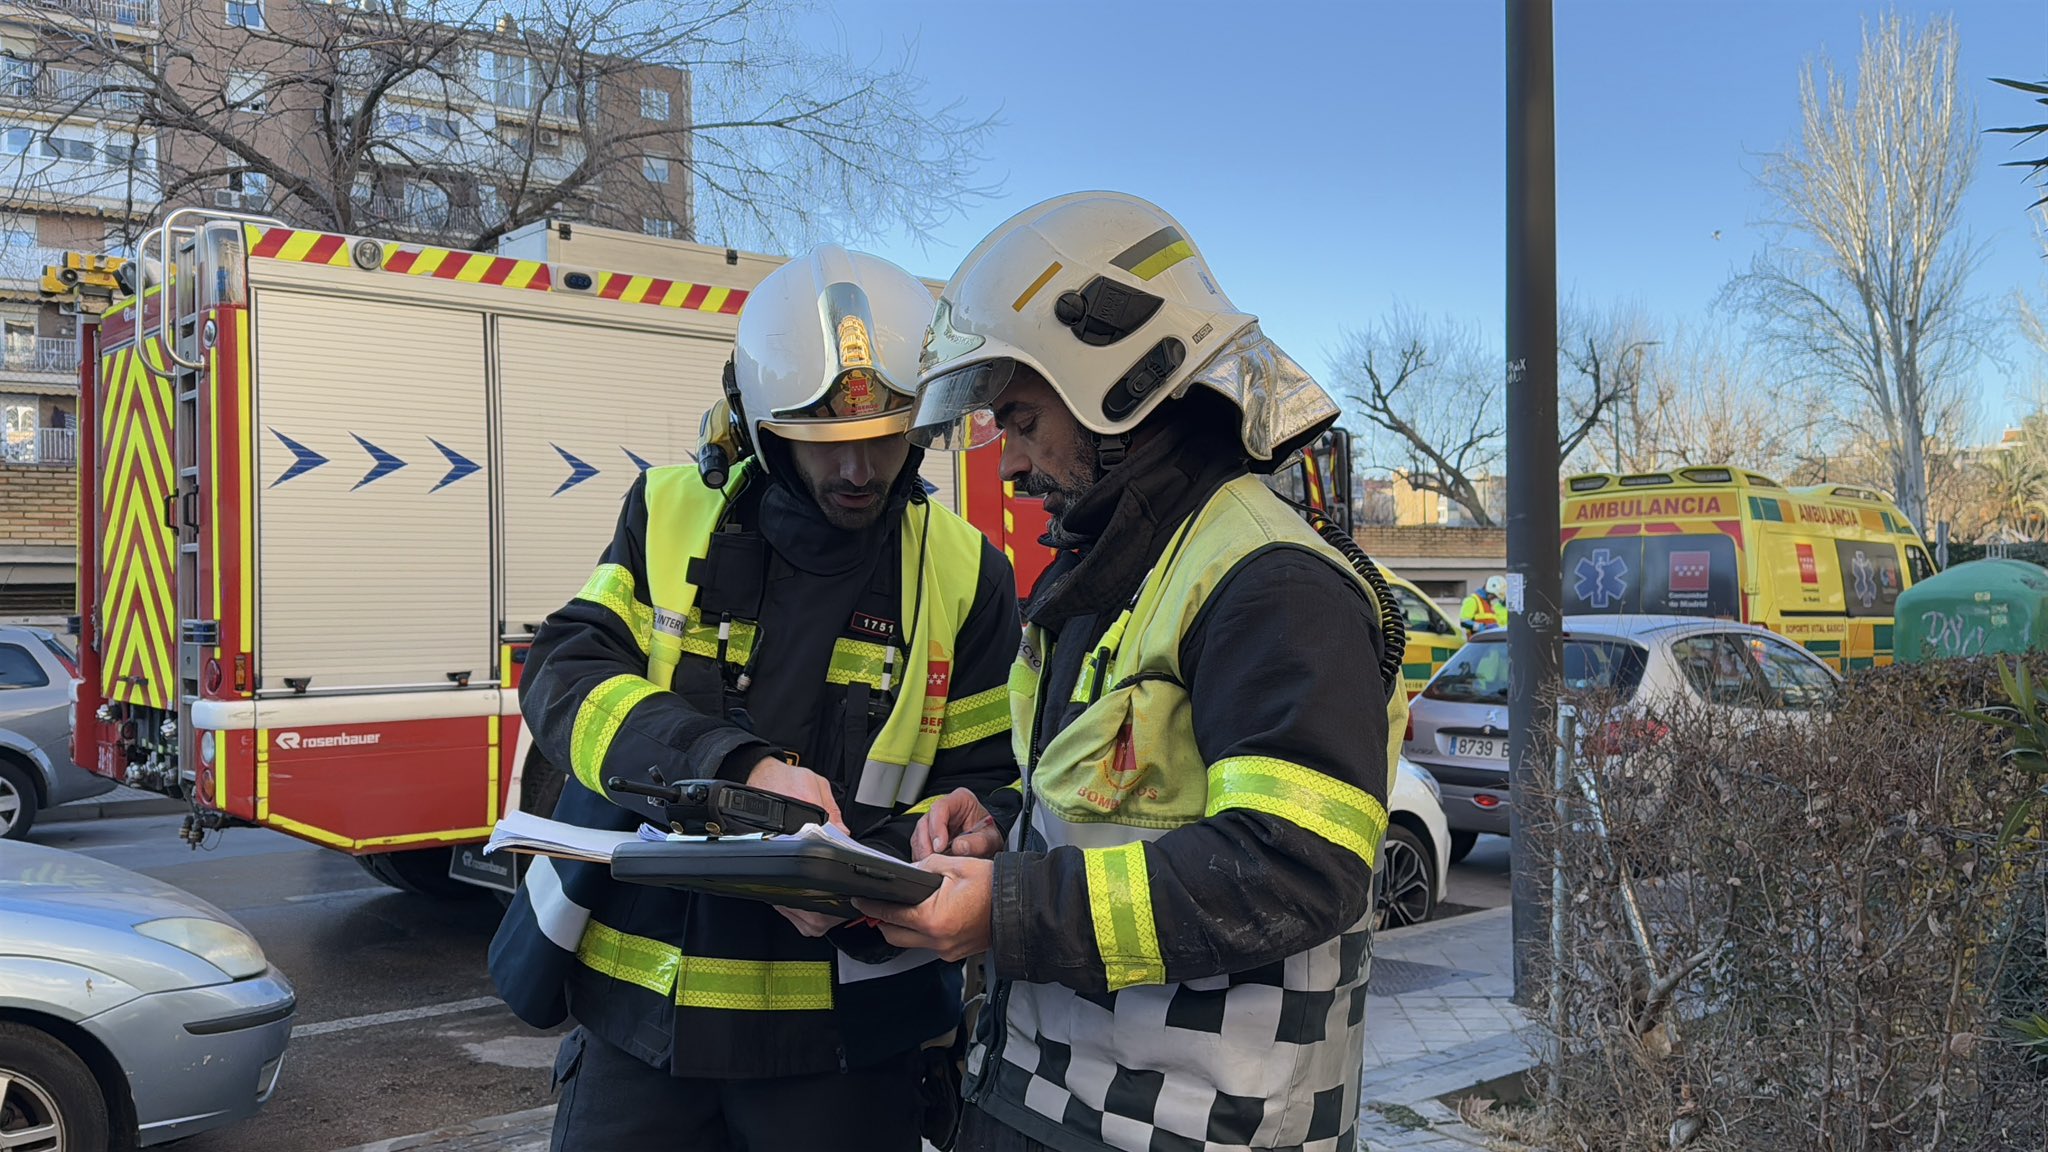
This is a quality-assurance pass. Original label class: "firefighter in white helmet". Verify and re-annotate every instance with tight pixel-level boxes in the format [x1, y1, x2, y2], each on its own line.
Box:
[856, 193, 1408, 1152]
[491, 245, 1019, 1150]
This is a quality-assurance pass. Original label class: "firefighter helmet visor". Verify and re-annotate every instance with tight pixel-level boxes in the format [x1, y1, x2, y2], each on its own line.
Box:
[907, 358, 1013, 452]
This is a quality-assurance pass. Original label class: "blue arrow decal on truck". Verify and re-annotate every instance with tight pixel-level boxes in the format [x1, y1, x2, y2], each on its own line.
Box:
[552, 444, 598, 495]
[269, 429, 328, 487]
[623, 448, 654, 472]
[351, 434, 407, 490]
[430, 439, 481, 492]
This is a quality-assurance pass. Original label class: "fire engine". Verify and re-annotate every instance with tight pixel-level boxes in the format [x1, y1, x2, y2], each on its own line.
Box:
[61, 209, 1358, 896]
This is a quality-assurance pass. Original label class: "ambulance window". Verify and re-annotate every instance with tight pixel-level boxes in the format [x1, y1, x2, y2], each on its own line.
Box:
[1906, 546, 1934, 584]
[1392, 585, 1452, 636]
[1669, 634, 1764, 707]
[0, 643, 48, 689]
[1746, 635, 1839, 710]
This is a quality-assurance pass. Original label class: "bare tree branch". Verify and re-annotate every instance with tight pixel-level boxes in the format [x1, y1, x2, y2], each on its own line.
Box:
[1725, 13, 1991, 533]
[24, 0, 994, 252]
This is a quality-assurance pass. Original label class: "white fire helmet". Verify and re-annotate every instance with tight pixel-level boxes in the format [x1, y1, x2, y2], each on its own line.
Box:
[908, 191, 1338, 471]
[1486, 575, 1509, 599]
[727, 244, 937, 465]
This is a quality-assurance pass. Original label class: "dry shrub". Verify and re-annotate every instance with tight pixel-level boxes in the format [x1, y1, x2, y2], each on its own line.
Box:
[1529, 656, 2048, 1151]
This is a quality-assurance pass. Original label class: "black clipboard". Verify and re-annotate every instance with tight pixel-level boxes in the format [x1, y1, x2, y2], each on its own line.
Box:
[610, 837, 941, 917]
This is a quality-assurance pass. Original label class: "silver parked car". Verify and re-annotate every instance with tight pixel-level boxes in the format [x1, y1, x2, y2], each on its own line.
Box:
[0, 837, 296, 1149]
[0, 624, 115, 839]
[1403, 614, 1841, 859]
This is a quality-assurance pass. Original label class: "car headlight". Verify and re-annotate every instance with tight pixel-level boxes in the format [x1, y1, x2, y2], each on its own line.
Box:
[135, 917, 268, 979]
[1406, 762, 1443, 805]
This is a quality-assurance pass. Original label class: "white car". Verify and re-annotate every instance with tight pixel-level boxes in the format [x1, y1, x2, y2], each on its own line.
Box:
[1378, 757, 1451, 930]
[1404, 614, 1841, 854]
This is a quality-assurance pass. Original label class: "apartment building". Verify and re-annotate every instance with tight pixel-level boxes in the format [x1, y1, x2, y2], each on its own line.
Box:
[0, 0, 692, 612]
[0, 0, 158, 468]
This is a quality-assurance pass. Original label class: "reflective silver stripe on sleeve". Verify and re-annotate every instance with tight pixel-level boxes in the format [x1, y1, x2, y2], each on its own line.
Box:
[855, 759, 907, 807]
[525, 855, 592, 952]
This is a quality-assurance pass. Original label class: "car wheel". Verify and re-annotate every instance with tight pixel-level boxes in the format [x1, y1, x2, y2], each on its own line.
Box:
[1375, 825, 1438, 930]
[355, 847, 489, 900]
[0, 1021, 110, 1152]
[0, 758, 38, 842]
[1447, 830, 1479, 866]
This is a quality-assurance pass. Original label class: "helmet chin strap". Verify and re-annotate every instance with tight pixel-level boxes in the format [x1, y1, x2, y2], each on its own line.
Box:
[1092, 432, 1132, 473]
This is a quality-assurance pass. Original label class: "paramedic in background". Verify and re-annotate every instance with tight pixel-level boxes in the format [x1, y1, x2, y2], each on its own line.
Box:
[1461, 574, 1509, 633]
[861, 192, 1407, 1152]
[489, 246, 1019, 1151]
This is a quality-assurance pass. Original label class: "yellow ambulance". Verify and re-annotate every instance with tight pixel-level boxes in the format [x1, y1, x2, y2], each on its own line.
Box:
[1561, 466, 1936, 670]
[1378, 565, 1466, 696]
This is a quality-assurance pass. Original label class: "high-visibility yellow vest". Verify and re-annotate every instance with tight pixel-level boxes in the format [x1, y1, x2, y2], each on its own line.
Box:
[566, 460, 992, 810]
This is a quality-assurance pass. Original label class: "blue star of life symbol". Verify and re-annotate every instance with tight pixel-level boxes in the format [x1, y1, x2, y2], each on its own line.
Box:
[1574, 548, 1629, 610]
[1852, 551, 1878, 607]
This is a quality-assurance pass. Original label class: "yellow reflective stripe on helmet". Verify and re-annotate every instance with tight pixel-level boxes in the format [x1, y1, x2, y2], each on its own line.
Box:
[576, 923, 833, 1011]
[1083, 841, 1165, 991]
[574, 563, 653, 655]
[939, 685, 1011, 750]
[577, 920, 680, 997]
[826, 638, 894, 687]
[1205, 756, 1388, 865]
[678, 612, 759, 666]
[677, 956, 833, 1011]
[569, 675, 661, 795]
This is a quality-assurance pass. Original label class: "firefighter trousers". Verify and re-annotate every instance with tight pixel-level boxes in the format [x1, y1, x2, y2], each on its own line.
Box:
[548, 1026, 925, 1151]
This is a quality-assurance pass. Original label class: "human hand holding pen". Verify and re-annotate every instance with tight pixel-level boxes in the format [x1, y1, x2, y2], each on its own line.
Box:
[910, 787, 1004, 861]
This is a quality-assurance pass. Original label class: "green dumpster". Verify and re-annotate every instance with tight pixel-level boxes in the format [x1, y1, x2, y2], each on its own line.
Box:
[1895, 558, 2048, 662]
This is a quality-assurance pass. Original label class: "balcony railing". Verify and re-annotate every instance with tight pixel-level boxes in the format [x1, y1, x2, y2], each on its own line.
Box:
[0, 427, 75, 466]
[2, 335, 78, 375]
[44, 0, 150, 27]
[1, 60, 147, 114]
[17, 0, 156, 28]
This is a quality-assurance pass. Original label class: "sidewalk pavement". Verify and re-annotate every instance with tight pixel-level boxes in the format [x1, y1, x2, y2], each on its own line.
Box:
[43, 781, 187, 823]
[330, 907, 1538, 1152]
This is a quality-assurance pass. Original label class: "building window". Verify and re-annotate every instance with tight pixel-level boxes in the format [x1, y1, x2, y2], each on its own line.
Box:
[46, 134, 94, 164]
[101, 131, 148, 168]
[229, 170, 270, 208]
[1, 127, 31, 156]
[226, 0, 264, 29]
[640, 87, 669, 121]
[227, 70, 268, 113]
[383, 110, 461, 141]
[1, 58, 33, 99]
[642, 217, 676, 239]
[1, 394, 36, 464]
[401, 180, 450, 229]
[642, 156, 669, 184]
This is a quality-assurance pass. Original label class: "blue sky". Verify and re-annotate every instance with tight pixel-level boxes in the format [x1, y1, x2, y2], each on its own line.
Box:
[792, 0, 2048, 443]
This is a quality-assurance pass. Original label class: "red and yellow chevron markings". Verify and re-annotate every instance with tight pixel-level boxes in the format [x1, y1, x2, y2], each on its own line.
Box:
[382, 244, 551, 289]
[592, 271, 746, 314]
[244, 226, 745, 313]
[98, 338, 176, 710]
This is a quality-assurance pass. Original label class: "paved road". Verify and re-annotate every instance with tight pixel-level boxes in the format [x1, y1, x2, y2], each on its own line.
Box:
[29, 815, 1515, 1152]
[30, 815, 565, 1152]
[1443, 833, 1511, 915]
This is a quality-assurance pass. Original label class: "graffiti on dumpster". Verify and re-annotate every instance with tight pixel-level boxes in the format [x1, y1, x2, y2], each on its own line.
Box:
[1917, 608, 1987, 659]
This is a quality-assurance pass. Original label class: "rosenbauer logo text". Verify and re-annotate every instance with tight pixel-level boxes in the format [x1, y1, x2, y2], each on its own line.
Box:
[274, 731, 382, 751]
